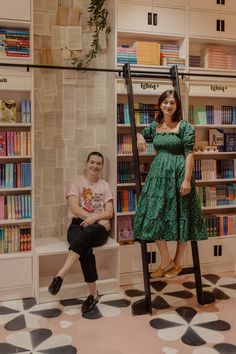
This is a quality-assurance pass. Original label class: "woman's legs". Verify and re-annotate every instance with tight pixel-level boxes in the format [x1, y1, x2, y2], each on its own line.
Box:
[156, 240, 172, 268]
[174, 241, 187, 267]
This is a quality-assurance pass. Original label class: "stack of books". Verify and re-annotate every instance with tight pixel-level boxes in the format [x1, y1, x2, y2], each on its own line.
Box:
[160, 43, 185, 68]
[117, 45, 137, 64]
[0, 27, 30, 58]
[133, 41, 160, 66]
[201, 47, 232, 70]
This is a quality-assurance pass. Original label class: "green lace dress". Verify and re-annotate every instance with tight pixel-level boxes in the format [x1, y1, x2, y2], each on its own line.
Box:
[133, 120, 207, 242]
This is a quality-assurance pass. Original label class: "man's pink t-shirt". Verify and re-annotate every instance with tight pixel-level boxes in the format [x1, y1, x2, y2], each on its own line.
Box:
[66, 175, 113, 222]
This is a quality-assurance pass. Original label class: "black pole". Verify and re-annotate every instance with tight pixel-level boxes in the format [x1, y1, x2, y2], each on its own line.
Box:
[123, 63, 141, 197]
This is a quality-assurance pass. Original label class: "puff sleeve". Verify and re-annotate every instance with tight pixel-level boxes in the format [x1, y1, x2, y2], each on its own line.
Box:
[141, 121, 157, 142]
[182, 121, 195, 155]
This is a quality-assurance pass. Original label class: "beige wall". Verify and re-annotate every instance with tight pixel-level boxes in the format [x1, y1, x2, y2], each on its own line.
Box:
[33, 0, 115, 239]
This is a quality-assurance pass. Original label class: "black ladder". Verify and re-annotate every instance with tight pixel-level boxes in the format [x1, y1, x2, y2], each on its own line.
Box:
[122, 63, 215, 315]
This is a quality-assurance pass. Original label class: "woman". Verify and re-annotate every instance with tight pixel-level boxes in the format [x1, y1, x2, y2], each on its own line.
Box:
[48, 151, 113, 313]
[134, 89, 207, 278]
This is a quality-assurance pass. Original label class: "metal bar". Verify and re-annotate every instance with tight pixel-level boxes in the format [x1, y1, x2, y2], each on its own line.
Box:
[123, 63, 142, 197]
[1, 61, 236, 79]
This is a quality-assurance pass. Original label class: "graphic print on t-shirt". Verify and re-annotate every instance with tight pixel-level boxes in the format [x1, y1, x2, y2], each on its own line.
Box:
[81, 187, 104, 213]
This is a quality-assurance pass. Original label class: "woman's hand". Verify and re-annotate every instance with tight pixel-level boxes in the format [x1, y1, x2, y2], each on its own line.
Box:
[180, 179, 191, 196]
[137, 132, 147, 152]
[98, 219, 111, 231]
[81, 215, 98, 228]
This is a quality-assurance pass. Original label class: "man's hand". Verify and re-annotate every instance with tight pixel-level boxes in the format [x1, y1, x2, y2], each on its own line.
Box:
[81, 215, 98, 228]
[98, 219, 111, 231]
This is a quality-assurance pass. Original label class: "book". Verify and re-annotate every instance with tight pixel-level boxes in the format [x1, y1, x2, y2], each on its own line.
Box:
[0, 100, 16, 122]
[117, 216, 134, 243]
[224, 133, 236, 152]
[209, 128, 224, 151]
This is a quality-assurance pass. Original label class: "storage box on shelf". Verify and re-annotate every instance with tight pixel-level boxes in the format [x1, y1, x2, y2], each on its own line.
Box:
[0, 68, 33, 301]
[35, 237, 120, 304]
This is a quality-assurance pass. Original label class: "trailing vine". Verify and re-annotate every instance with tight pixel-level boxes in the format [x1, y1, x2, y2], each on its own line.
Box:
[73, 0, 111, 67]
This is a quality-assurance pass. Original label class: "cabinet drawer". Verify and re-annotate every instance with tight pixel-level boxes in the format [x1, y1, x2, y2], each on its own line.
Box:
[0, 256, 32, 288]
[0, 0, 31, 21]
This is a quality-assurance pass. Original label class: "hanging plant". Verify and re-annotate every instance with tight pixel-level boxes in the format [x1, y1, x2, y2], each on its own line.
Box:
[73, 0, 111, 67]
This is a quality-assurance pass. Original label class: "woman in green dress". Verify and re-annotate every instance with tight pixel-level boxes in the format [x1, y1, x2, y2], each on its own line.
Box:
[134, 89, 207, 279]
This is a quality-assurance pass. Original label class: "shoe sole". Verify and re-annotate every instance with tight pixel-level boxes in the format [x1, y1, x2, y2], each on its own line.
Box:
[81, 298, 99, 313]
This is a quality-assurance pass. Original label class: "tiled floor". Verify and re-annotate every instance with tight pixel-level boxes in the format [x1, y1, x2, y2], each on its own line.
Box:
[0, 272, 236, 354]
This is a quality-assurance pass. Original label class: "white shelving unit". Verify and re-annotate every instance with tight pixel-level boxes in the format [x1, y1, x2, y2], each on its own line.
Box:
[115, 0, 236, 284]
[0, 0, 33, 301]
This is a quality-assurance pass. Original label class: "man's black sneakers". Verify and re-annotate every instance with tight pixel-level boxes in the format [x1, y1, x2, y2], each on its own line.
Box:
[48, 276, 63, 295]
[81, 292, 99, 313]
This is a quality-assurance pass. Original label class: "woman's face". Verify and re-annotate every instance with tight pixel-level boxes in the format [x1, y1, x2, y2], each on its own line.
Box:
[86, 155, 103, 177]
[160, 95, 177, 117]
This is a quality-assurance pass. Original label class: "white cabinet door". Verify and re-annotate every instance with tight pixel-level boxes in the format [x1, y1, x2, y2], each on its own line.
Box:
[190, 0, 221, 12]
[152, 0, 186, 7]
[0, 0, 31, 21]
[221, 0, 236, 13]
[152, 7, 186, 35]
[191, 239, 218, 265]
[220, 14, 236, 39]
[189, 11, 221, 38]
[218, 238, 236, 265]
[117, 3, 153, 32]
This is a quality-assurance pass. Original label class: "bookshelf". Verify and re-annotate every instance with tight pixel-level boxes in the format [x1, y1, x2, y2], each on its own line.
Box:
[0, 0, 33, 301]
[115, 0, 236, 283]
[0, 0, 32, 63]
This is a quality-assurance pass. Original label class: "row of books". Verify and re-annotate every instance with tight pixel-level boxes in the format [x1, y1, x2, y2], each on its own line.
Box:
[0, 131, 31, 156]
[0, 163, 31, 188]
[117, 190, 137, 213]
[189, 105, 236, 125]
[194, 159, 236, 180]
[117, 134, 154, 154]
[160, 43, 185, 67]
[0, 27, 30, 58]
[196, 185, 236, 207]
[0, 226, 31, 254]
[116, 214, 236, 243]
[0, 194, 32, 220]
[204, 214, 236, 237]
[204, 128, 236, 152]
[201, 47, 236, 70]
[117, 162, 150, 184]
[117, 103, 157, 125]
[117, 41, 185, 67]
[0, 100, 31, 124]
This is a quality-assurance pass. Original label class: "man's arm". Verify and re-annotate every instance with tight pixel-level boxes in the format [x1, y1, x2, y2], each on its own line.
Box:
[67, 195, 90, 220]
[80, 200, 113, 228]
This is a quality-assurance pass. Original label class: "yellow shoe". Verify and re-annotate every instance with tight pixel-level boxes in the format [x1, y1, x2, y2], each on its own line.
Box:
[150, 260, 175, 279]
[164, 264, 182, 279]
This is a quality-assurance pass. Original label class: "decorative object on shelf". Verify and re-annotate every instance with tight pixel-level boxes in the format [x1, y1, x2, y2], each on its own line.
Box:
[73, 0, 111, 67]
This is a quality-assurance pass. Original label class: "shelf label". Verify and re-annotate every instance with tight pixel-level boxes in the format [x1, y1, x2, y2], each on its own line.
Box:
[190, 83, 236, 97]
[117, 79, 176, 95]
[0, 77, 7, 83]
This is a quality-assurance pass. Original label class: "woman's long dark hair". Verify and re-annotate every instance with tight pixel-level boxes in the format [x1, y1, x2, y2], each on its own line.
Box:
[156, 89, 182, 123]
